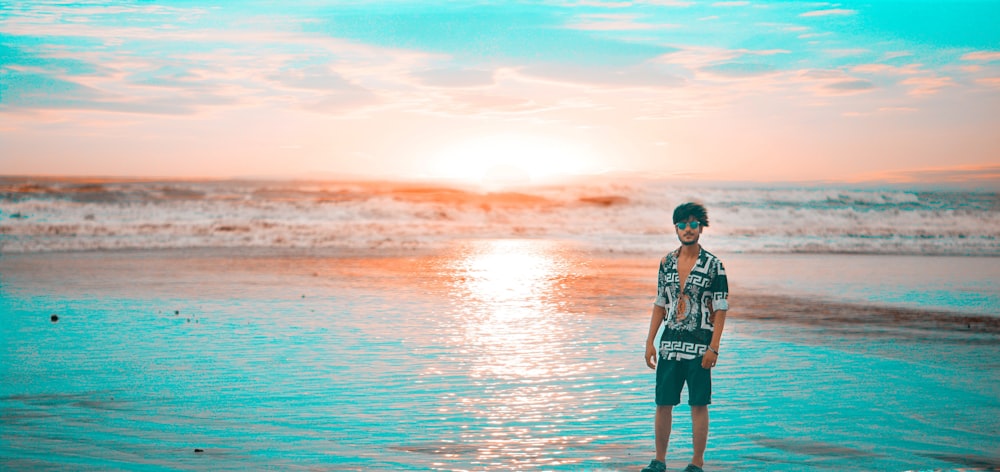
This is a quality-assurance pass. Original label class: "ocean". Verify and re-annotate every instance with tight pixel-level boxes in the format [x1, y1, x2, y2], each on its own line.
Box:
[1, 177, 997, 257]
[1, 177, 998, 471]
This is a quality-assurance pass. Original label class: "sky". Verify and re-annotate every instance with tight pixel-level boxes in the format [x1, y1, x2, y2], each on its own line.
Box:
[1, 0, 998, 187]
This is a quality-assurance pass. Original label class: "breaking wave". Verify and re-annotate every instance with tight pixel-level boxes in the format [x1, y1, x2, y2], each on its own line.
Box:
[1, 177, 997, 255]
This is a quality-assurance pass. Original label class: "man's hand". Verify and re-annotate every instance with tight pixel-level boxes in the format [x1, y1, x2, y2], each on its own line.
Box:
[701, 350, 718, 369]
[645, 343, 658, 370]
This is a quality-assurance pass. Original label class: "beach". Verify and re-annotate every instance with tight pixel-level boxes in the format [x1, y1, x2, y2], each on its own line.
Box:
[5, 0, 1000, 468]
[2, 241, 998, 471]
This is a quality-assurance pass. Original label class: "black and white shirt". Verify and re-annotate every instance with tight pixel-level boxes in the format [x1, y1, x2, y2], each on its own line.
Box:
[654, 247, 729, 361]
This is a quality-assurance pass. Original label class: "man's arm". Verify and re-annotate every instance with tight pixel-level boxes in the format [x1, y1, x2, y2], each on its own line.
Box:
[701, 309, 727, 369]
[645, 304, 666, 369]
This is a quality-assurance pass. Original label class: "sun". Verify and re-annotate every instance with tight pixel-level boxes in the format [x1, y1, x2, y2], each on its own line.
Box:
[427, 133, 599, 188]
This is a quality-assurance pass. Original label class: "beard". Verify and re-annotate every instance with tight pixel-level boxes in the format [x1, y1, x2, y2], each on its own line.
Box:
[679, 233, 700, 246]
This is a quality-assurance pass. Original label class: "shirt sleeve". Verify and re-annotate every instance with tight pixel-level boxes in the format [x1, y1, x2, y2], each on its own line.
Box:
[711, 259, 729, 312]
[654, 256, 668, 307]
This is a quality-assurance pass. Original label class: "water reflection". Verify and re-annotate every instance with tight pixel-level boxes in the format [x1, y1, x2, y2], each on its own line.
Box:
[442, 239, 608, 467]
[449, 239, 570, 380]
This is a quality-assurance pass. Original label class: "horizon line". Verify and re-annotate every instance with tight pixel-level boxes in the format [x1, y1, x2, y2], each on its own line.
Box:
[1, 172, 997, 192]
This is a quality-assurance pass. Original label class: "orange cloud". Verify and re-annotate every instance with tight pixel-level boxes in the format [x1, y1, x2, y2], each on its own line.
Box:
[852, 63, 923, 75]
[901, 76, 955, 96]
[961, 51, 1000, 62]
[976, 77, 1000, 88]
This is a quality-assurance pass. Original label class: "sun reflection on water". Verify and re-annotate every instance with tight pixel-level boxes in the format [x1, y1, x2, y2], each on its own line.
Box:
[450, 239, 571, 380]
[438, 239, 612, 468]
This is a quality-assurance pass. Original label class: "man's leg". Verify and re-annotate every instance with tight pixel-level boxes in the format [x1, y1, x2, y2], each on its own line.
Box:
[690, 405, 708, 467]
[654, 405, 673, 462]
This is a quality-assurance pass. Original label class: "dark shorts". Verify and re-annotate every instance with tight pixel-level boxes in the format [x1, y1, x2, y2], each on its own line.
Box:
[656, 357, 712, 406]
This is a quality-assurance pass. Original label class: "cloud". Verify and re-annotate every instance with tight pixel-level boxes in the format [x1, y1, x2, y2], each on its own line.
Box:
[701, 62, 776, 77]
[555, 0, 633, 7]
[640, 0, 694, 5]
[266, 66, 362, 92]
[128, 65, 204, 88]
[976, 77, 1000, 88]
[302, 90, 380, 114]
[824, 48, 871, 58]
[427, 91, 542, 116]
[412, 68, 496, 88]
[0, 8, 429, 117]
[712, 1, 750, 6]
[882, 51, 913, 61]
[851, 63, 922, 75]
[654, 46, 788, 70]
[800, 69, 845, 80]
[649, 46, 795, 86]
[0, 68, 214, 115]
[901, 76, 954, 96]
[566, 20, 674, 31]
[823, 79, 876, 93]
[520, 60, 685, 89]
[798, 32, 832, 39]
[779, 25, 810, 33]
[800, 9, 857, 17]
[850, 64, 964, 96]
[266, 65, 382, 114]
[961, 51, 1000, 62]
[842, 106, 918, 118]
[564, 13, 679, 31]
[752, 49, 794, 56]
[796, 69, 877, 96]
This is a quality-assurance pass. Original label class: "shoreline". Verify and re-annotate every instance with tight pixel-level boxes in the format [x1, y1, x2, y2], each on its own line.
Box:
[2, 244, 996, 326]
[3, 243, 1000, 259]
[734, 292, 1000, 336]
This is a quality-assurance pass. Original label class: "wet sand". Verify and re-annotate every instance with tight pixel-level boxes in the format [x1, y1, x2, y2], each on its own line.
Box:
[1, 244, 998, 471]
[736, 292, 1000, 336]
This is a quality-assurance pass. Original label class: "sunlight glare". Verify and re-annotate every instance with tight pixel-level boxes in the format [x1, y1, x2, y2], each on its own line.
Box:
[428, 134, 598, 187]
[442, 239, 603, 465]
[451, 239, 569, 380]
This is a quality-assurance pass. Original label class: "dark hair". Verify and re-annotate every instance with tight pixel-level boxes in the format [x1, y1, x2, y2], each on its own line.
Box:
[673, 202, 709, 227]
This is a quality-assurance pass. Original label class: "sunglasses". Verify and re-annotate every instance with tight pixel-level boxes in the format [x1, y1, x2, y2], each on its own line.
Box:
[675, 221, 701, 230]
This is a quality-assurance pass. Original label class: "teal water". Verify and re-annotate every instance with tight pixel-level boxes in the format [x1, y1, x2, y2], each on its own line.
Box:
[723, 253, 1000, 317]
[2, 242, 998, 471]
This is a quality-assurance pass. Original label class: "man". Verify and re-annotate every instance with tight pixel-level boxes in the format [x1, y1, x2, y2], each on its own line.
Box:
[642, 202, 729, 472]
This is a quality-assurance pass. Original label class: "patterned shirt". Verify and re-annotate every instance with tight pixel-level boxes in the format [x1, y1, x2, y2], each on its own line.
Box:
[654, 247, 729, 361]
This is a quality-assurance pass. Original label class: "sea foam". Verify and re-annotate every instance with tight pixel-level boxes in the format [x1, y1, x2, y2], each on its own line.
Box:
[1, 177, 997, 255]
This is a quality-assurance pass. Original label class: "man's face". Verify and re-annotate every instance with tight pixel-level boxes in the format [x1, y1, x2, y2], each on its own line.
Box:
[674, 216, 703, 246]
